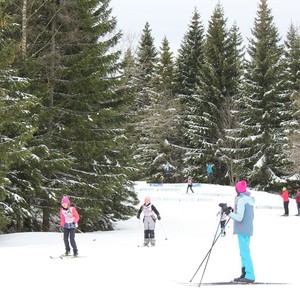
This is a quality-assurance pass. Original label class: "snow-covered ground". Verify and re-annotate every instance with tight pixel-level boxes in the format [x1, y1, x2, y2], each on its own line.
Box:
[0, 182, 299, 299]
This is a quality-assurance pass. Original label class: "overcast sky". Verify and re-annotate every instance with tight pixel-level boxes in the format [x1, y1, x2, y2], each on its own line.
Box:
[110, 0, 300, 55]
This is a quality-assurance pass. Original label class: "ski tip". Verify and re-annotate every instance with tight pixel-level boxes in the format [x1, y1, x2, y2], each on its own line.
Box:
[50, 255, 63, 259]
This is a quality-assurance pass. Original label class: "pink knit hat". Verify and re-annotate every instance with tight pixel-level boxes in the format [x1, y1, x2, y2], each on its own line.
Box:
[235, 180, 247, 194]
[61, 196, 70, 205]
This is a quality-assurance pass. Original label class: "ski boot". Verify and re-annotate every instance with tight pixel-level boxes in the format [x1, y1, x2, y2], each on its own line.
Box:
[234, 267, 246, 282]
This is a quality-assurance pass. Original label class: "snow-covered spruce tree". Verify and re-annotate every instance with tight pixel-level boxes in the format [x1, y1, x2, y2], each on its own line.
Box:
[9, 0, 138, 231]
[174, 8, 205, 97]
[239, 0, 295, 190]
[154, 37, 175, 94]
[134, 22, 158, 108]
[148, 37, 183, 182]
[282, 24, 300, 186]
[0, 3, 39, 232]
[217, 23, 246, 186]
[173, 8, 206, 180]
[186, 3, 243, 184]
[131, 22, 161, 181]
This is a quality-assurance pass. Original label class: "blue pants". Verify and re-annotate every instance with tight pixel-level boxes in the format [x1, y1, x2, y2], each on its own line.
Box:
[238, 234, 255, 280]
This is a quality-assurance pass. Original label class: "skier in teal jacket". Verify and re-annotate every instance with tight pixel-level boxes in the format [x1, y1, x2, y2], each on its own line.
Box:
[219, 180, 255, 283]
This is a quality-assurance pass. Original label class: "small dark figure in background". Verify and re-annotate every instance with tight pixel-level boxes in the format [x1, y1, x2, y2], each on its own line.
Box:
[186, 177, 194, 194]
[295, 189, 300, 216]
[207, 163, 213, 184]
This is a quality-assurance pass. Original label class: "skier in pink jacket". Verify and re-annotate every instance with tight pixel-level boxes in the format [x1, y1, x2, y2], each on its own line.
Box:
[60, 196, 80, 256]
[280, 187, 289, 216]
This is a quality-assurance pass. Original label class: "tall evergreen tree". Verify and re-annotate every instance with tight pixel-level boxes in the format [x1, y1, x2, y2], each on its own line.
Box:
[5, 0, 138, 231]
[134, 22, 158, 107]
[154, 36, 174, 94]
[282, 24, 300, 182]
[174, 9, 205, 96]
[173, 9, 206, 180]
[150, 37, 183, 182]
[218, 23, 246, 185]
[131, 22, 160, 181]
[239, 0, 295, 190]
[186, 3, 243, 183]
[0, 2, 39, 231]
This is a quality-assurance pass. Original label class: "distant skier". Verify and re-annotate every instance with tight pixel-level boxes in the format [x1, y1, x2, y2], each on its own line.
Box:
[186, 177, 194, 194]
[219, 180, 255, 283]
[280, 187, 289, 216]
[137, 196, 161, 246]
[207, 163, 213, 184]
[60, 196, 80, 256]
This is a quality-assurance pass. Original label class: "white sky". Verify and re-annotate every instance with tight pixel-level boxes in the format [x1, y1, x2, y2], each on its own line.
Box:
[0, 182, 298, 299]
[110, 0, 300, 54]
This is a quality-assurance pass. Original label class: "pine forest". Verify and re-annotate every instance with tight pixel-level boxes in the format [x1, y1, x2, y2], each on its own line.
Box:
[0, 0, 299, 233]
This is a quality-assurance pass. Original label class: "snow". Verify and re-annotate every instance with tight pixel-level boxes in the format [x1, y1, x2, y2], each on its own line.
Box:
[1, 182, 299, 299]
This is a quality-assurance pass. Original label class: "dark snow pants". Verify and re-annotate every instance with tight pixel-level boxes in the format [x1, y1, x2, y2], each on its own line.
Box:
[63, 228, 78, 253]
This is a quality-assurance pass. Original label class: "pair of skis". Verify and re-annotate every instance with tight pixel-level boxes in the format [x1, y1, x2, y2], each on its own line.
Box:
[137, 243, 156, 247]
[182, 281, 287, 286]
[50, 254, 84, 259]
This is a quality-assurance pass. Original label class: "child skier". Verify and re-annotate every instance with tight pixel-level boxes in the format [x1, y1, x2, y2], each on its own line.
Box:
[220, 211, 227, 237]
[60, 196, 80, 256]
[186, 177, 194, 194]
[137, 196, 161, 246]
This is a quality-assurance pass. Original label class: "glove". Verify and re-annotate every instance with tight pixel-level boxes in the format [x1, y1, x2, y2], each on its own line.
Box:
[219, 203, 233, 215]
[137, 215, 140, 219]
[157, 215, 161, 220]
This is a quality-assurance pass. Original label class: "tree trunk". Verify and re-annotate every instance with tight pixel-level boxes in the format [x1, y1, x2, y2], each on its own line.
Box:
[42, 206, 50, 231]
[21, 0, 27, 58]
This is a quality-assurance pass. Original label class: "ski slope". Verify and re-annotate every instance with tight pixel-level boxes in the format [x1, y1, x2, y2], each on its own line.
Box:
[0, 182, 298, 299]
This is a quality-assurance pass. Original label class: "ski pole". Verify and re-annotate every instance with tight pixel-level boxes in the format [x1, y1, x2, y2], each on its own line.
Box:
[197, 216, 231, 287]
[138, 218, 144, 233]
[189, 219, 221, 282]
[189, 211, 230, 283]
[76, 227, 97, 242]
[158, 219, 168, 240]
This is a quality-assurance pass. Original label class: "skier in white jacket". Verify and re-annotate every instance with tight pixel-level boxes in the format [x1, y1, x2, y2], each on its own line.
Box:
[137, 196, 161, 246]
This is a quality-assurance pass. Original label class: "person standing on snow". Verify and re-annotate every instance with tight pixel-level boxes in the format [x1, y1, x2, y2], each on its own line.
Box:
[60, 196, 80, 256]
[220, 210, 227, 237]
[137, 196, 161, 246]
[219, 180, 255, 283]
[186, 177, 194, 194]
[280, 187, 289, 216]
[295, 189, 300, 216]
[207, 163, 213, 184]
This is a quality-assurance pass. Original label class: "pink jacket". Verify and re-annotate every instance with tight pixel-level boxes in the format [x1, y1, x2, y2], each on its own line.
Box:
[280, 190, 289, 202]
[60, 206, 80, 227]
